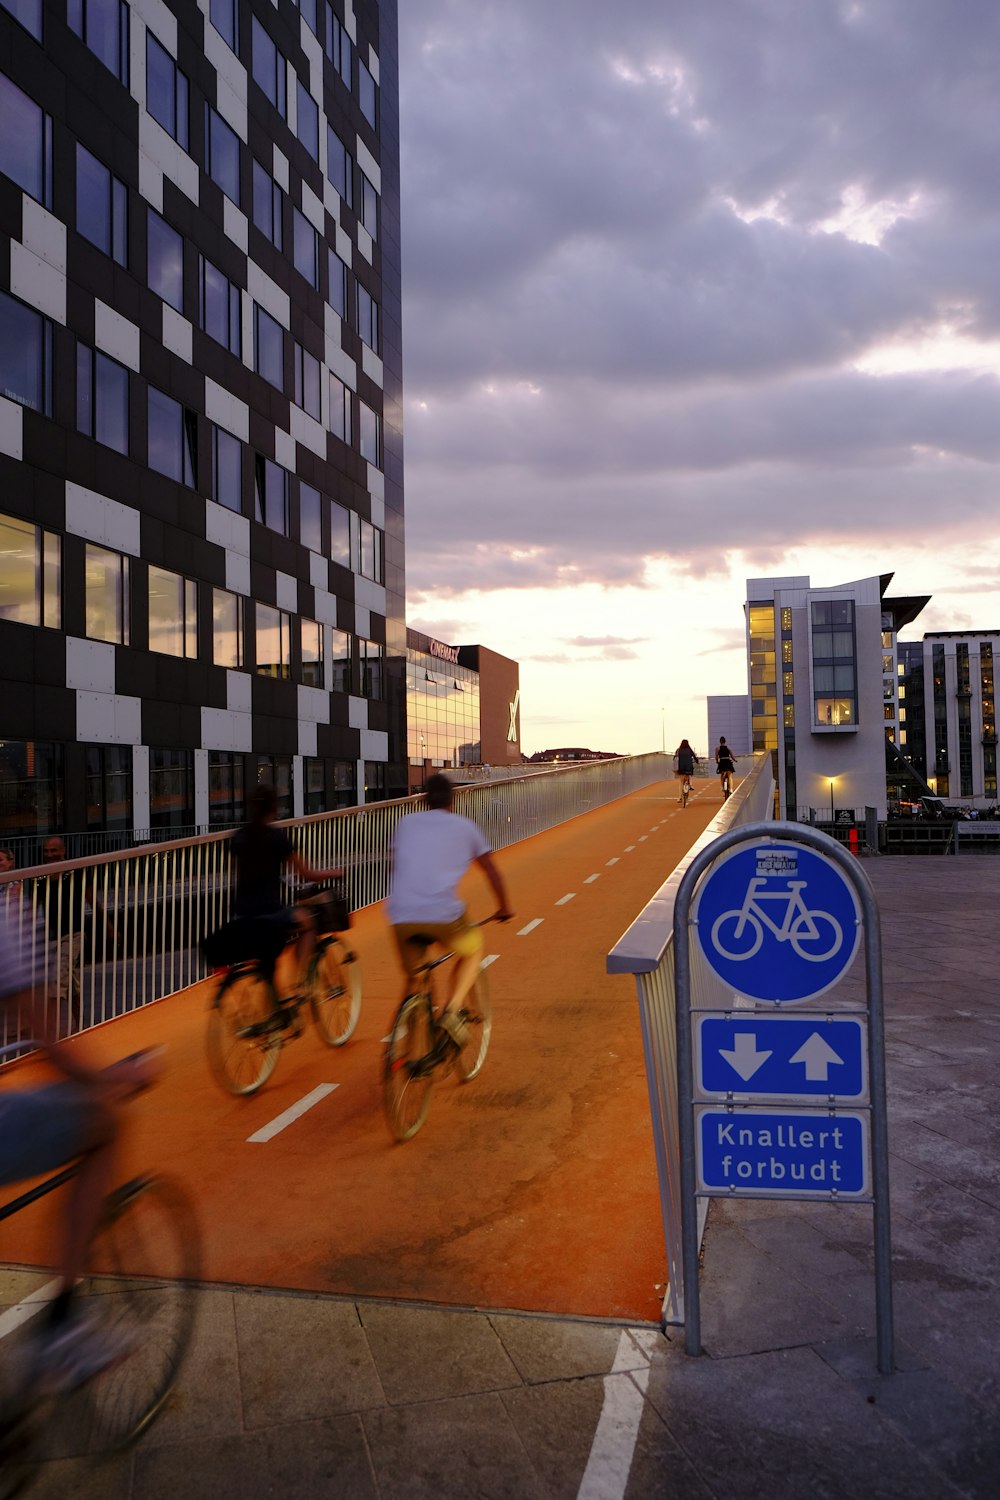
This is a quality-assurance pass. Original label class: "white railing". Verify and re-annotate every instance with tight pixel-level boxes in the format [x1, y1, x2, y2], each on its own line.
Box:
[1, 753, 671, 1049]
[605, 754, 775, 1325]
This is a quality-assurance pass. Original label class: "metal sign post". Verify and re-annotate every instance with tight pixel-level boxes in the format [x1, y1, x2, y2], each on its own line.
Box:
[672, 820, 894, 1374]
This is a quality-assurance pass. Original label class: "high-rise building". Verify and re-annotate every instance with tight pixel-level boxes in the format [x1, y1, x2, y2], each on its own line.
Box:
[0, 0, 403, 846]
[903, 631, 999, 806]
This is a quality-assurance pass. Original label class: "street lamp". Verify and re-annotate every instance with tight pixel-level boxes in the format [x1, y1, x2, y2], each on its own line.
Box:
[828, 777, 835, 824]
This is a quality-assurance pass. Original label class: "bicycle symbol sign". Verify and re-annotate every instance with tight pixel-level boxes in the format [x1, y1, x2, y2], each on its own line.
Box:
[693, 841, 862, 1002]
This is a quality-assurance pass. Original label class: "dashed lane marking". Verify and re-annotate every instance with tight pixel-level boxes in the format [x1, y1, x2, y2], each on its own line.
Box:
[481, 953, 499, 968]
[555, 893, 576, 906]
[606, 858, 619, 866]
[638, 836, 648, 842]
[0, 1279, 60, 1340]
[624, 845, 636, 852]
[518, 919, 544, 936]
[584, 874, 600, 884]
[247, 1084, 338, 1143]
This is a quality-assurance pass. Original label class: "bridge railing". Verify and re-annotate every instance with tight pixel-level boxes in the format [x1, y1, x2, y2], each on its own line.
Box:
[606, 753, 775, 1326]
[1, 752, 672, 1049]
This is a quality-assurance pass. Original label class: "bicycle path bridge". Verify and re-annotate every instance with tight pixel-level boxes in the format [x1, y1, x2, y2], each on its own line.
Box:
[2, 776, 723, 1325]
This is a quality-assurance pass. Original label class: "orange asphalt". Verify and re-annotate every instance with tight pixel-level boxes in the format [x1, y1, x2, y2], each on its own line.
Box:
[2, 778, 723, 1324]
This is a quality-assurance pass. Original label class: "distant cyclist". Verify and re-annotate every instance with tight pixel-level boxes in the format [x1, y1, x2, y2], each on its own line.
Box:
[673, 739, 699, 805]
[715, 737, 737, 799]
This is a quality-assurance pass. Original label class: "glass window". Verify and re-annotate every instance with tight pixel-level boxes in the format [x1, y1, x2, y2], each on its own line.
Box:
[255, 602, 290, 679]
[199, 254, 241, 355]
[326, 125, 353, 206]
[0, 512, 60, 628]
[299, 0, 318, 36]
[296, 79, 319, 160]
[148, 387, 196, 485]
[252, 160, 283, 249]
[209, 0, 238, 53]
[253, 303, 284, 388]
[330, 628, 351, 692]
[0, 740, 63, 838]
[212, 587, 243, 668]
[208, 749, 244, 826]
[359, 400, 381, 466]
[85, 543, 129, 644]
[251, 16, 287, 117]
[0, 72, 51, 207]
[255, 457, 289, 535]
[360, 638, 383, 699]
[205, 105, 240, 204]
[146, 33, 188, 150]
[85, 744, 131, 831]
[360, 520, 382, 583]
[301, 618, 323, 688]
[329, 374, 351, 444]
[147, 209, 184, 312]
[293, 342, 321, 419]
[76, 144, 128, 264]
[330, 501, 351, 567]
[77, 343, 128, 453]
[328, 250, 347, 318]
[358, 59, 376, 128]
[0, 291, 52, 416]
[1, 1, 42, 40]
[67, 0, 128, 83]
[211, 424, 243, 513]
[324, 5, 352, 88]
[299, 481, 322, 551]
[149, 748, 194, 829]
[357, 285, 379, 352]
[292, 208, 319, 289]
[360, 172, 377, 241]
[148, 566, 197, 658]
[303, 755, 325, 814]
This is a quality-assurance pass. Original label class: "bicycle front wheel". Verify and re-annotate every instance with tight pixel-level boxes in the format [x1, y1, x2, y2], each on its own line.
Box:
[207, 967, 281, 1095]
[454, 968, 492, 1082]
[383, 993, 434, 1141]
[70, 1174, 201, 1452]
[310, 938, 361, 1046]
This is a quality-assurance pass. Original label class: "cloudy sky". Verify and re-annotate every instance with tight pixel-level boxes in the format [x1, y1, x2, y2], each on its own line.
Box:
[395, 0, 1000, 755]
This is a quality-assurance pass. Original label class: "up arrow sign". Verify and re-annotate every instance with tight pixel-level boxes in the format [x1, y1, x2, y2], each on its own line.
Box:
[789, 1033, 844, 1081]
[719, 1032, 772, 1081]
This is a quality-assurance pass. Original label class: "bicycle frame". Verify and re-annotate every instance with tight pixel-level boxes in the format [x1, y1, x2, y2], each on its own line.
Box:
[734, 879, 817, 940]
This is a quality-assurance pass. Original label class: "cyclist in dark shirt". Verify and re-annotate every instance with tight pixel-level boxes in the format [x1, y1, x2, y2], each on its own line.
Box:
[715, 737, 737, 798]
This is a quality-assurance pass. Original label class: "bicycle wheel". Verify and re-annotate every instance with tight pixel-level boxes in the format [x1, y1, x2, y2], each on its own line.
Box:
[0, 1381, 48, 1500]
[310, 937, 361, 1047]
[454, 968, 492, 1082]
[66, 1174, 200, 1453]
[383, 993, 434, 1141]
[207, 966, 281, 1095]
[710, 909, 764, 960]
[789, 910, 843, 962]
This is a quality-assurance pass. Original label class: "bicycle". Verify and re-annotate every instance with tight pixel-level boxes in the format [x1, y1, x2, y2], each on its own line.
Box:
[679, 773, 693, 807]
[710, 877, 843, 962]
[0, 1046, 200, 1498]
[719, 767, 733, 800]
[383, 917, 498, 1142]
[206, 884, 361, 1096]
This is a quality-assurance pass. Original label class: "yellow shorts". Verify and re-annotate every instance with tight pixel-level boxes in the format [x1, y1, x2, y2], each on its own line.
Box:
[392, 915, 483, 979]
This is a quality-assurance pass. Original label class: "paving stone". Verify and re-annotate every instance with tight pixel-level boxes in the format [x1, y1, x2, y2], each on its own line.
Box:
[488, 1312, 636, 1383]
[362, 1390, 547, 1500]
[235, 1292, 385, 1427]
[138, 1289, 245, 1449]
[358, 1302, 521, 1405]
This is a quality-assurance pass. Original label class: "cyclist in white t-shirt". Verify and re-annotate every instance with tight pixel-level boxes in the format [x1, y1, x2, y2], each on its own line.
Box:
[386, 775, 513, 1040]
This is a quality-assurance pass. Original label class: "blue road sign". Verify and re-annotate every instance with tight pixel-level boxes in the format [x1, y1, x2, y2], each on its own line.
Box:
[696, 1015, 867, 1101]
[696, 1107, 870, 1198]
[692, 840, 862, 1002]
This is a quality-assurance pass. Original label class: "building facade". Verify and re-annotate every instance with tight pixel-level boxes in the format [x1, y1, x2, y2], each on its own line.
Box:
[405, 631, 521, 792]
[899, 631, 998, 806]
[0, 0, 404, 847]
[706, 694, 750, 757]
[745, 573, 928, 820]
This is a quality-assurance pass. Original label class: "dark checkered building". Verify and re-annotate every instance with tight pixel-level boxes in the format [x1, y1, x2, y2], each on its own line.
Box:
[0, 0, 404, 843]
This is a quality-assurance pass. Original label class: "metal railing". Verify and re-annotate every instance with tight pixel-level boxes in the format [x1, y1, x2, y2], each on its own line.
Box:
[606, 753, 776, 1326]
[1, 752, 672, 1050]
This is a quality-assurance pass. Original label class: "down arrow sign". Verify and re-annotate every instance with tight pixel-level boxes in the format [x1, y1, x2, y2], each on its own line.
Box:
[719, 1032, 772, 1081]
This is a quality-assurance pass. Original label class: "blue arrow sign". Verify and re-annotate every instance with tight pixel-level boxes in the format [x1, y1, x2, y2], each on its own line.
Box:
[696, 1015, 867, 1101]
[696, 1108, 870, 1198]
[692, 840, 862, 1002]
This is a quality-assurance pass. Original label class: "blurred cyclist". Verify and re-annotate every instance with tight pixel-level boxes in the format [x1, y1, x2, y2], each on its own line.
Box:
[673, 739, 699, 803]
[0, 899, 151, 1388]
[386, 774, 512, 1043]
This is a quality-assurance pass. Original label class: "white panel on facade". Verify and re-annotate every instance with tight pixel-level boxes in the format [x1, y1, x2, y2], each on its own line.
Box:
[138, 150, 164, 212]
[139, 113, 200, 204]
[204, 378, 250, 441]
[355, 576, 386, 615]
[323, 179, 342, 219]
[0, 397, 23, 461]
[162, 305, 193, 362]
[247, 260, 291, 328]
[223, 197, 249, 252]
[66, 638, 116, 694]
[133, 0, 177, 54]
[9, 243, 66, 325]
[76, 692, 141, 745]
[227, 670, 252, 712]
[344, 0, 357, 43]
[65, 484, 142, 555]
[272, 146, 289, 191]
[273, 425, 297, 471]
[325, 322, 357, 388]
[309, 552, 329, 591]
[132, 745, 150, 829]
[312, 587, 337, 627]
[299, 20, 323, 91]
[334, 223, 353, 264]
[289, 404, 327, 459]
[361, 729, 388, 761]
[298, 721, 317, 758]
[348, 696, 368, 730]
[356, 226, 373, 266]
[275, 571, 299, 613]
[225, 549, 251, 595]
[367, 469, 385, 506]
[205, 497, 250, 556]
[354, 605, 371, 638]
[361, 343, 383, 387]
[300, 180, 325, 235]
[94, 301, 141, 372]
[200, 707, 237, 751]
[194, 749, 209, 825]
[356, 139, 381, 194]
[297, 684, 330, 724]
[20, 199, 67, 275]
[203, 27, 248, 139]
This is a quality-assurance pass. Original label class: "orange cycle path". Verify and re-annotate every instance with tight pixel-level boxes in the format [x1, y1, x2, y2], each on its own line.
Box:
[2, 779, 722, 1325]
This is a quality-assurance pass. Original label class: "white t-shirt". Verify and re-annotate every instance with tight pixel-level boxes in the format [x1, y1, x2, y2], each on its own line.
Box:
[386, 810, 490, 924]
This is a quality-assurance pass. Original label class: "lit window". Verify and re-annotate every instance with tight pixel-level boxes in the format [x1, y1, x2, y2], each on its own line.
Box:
[68, 0, 128, 83]
[252, 160, 283, 249]
[0, 511, 60, 628]
[324, 4, 352, 88]
[0, 290, 53, 416]
[358, 58, 376, 128]
[359, 400, 381, 467]
[299, 482, 322, 551]
[292, 208, 319, 289]
[85, 543, 129, 644]
[293, 342, 321, 420]
[329, 374, 351, 443]
[255, 457, 289, 535]
[0, 72, 52, 207]
[148, 565, 197, 658]
[301, 618, 323, 688]
[199, 254, 241, 356]
[205, 105, 240, 204]
[327, 250, 348, 319]
[253, 303, 284, 388]
[148, 209, 184, 312]
[212, 587, 244, 668]
[360, 172, 377, 241]
[326, 125, 353, 206]
[251, 16, 287, 117]
[146, 32, 189, 150]
[76, 144, 127, 264]
[296, 79, 319, 160]
[211, 424, 243, 513]
[77, 343, 128, 454]
[255, 602, 291, 678]
[148, 387, 196, 485]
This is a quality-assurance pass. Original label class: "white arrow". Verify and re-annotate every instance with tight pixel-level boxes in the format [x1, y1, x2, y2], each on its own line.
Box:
[719, 1032, 772, 1081]
[789, 1033, 843, 1081]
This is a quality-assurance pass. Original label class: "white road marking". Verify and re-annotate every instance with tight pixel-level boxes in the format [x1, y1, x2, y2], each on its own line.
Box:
[0, 1278, 60, 1341]
[576, 1329, 656, 1500]
[556, 893, 576, 906]
[247, 1084, 338, 1143]
[624, 845, 635, 852]
[481, 953, 499, 968]
[606, 858, 619, 867]
[518, 918, 544, 936]
[638, 835, 648, 842]
[584, 874, 600, 884]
